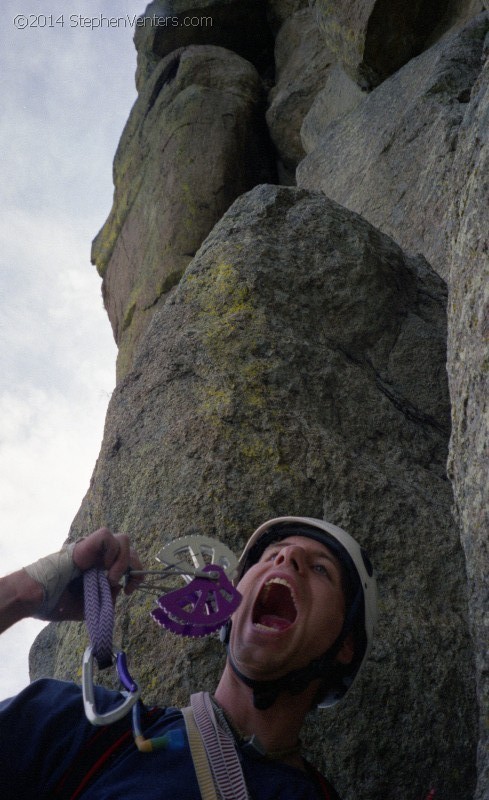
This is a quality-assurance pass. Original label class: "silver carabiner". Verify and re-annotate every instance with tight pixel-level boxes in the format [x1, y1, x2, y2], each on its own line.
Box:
[82, 646, 141, 726]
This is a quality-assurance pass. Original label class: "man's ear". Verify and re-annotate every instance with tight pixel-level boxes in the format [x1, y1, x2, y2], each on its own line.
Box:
[336, 633, 354, 665]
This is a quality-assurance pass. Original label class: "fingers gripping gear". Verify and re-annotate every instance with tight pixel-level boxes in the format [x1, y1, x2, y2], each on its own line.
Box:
[24, 543, 81, 620]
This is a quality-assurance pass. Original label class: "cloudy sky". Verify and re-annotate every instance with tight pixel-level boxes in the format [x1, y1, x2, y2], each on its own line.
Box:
[0, 0, 146, 696]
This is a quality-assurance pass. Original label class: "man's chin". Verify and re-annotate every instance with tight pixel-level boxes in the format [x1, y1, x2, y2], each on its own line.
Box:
[230, 643, 296, 684]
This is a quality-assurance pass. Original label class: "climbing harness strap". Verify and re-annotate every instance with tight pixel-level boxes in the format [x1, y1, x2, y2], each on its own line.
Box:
[182, 705, 219, 800]
[188, 693, 343, 800]
[188, 692, 250, 800]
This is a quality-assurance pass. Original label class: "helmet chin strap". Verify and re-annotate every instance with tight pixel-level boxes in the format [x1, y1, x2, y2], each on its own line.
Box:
[226, 633, 342, 711]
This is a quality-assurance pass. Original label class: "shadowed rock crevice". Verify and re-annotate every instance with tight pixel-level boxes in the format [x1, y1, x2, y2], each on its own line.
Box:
[311, 0, 485, 87]
[145, 51, 182, 113]
[364, 0, 450, 85]
[134, 0, 275, 89]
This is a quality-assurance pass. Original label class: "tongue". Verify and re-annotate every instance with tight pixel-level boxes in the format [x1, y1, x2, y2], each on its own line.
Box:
[259, 614, 291, 631]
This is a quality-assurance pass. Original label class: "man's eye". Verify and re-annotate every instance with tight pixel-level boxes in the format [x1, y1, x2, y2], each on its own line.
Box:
[312, 563, 329, 576]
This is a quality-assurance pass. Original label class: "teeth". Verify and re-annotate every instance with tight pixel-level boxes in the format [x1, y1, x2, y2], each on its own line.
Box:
[266, 578, 291, 588]
[261, 578, 297, 609]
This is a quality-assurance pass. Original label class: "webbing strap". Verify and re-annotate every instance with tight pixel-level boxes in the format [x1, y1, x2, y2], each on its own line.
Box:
[190, 693, 250, 800]
[182, 706, 219, 800]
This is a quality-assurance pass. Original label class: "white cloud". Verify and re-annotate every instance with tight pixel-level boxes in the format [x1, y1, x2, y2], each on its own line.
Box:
[0, 385, 110, 561]
[0, 0, 145, 694]
[0, 621, 47, 699]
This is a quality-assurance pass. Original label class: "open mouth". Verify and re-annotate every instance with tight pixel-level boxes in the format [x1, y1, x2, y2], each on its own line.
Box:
[252, 578, 297, 631]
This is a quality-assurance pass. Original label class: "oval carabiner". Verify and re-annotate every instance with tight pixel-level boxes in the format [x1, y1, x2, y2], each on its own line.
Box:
[82, 646, 141, 726]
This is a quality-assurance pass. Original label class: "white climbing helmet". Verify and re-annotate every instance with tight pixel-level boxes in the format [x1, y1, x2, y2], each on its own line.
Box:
[234, 516, 378, 708]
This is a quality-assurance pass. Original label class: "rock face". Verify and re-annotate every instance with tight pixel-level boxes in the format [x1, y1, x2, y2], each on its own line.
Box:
[297, 14, 489, 280]
[447, 59, 489, 800]
[310, 0, 485, 87]
[29, 1, 489, 797]
[91, 45, 275, 379]
[266, 9, 334, 177]
[42, 186, 476, 800]
[300, 63, 365, 154]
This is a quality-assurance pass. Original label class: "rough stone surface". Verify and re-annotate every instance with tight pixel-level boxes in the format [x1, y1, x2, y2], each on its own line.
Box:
[36, 186, 477, 800]
[297, 15, 489, 280]
[28, 623, 59, 681]
[447, 58, 489, 800]
[266, 9, 335, 177]
[300, 63, 365, 154]
[134, 0, 274, 90]
[91, 45, 275, 379]
[310, 0, 485, 87]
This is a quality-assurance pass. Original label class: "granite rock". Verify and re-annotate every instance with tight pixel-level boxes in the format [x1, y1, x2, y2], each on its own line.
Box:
[297, 14, 489, 280]
[266, 9, 335, 177]
[310, 0, 485, 87]
[91, 45, 275, 379]
[447, 57, 489, 800]
[300, 63, 365, 154]
[41, 186, 476, 800]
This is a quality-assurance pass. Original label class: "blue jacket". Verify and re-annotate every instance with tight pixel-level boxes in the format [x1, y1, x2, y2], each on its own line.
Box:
[0, 679, 340, 799]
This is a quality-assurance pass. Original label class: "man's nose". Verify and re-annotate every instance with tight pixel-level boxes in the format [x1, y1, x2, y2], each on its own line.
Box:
[274, 545, 306, 573]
